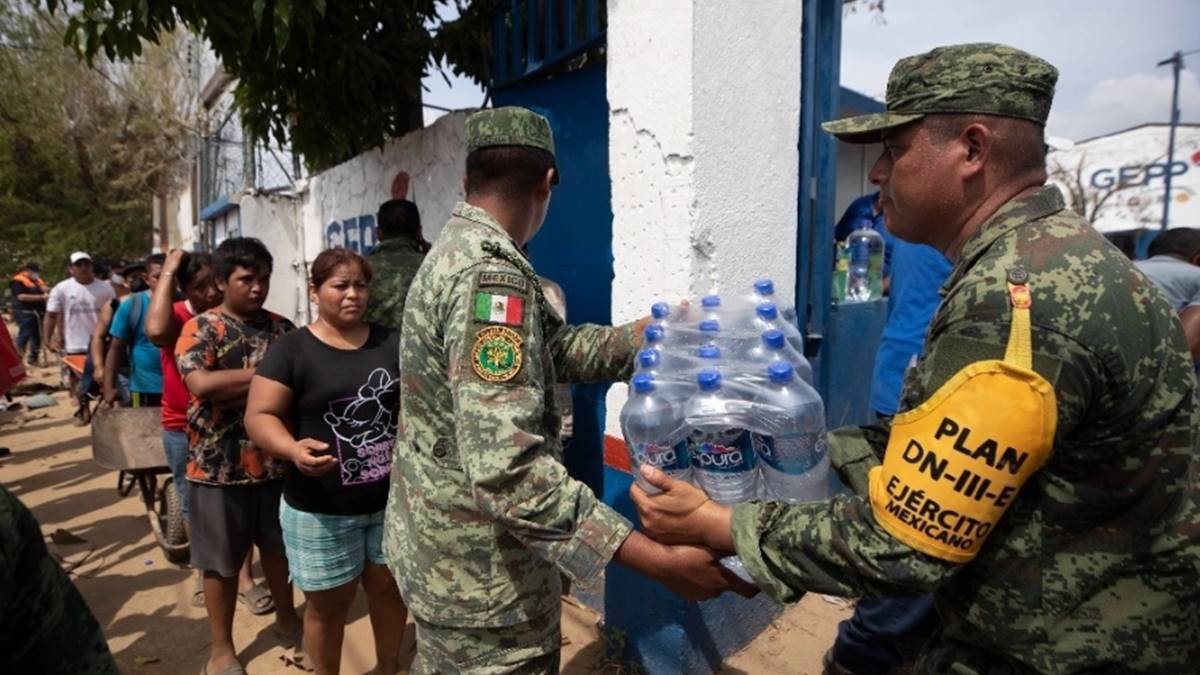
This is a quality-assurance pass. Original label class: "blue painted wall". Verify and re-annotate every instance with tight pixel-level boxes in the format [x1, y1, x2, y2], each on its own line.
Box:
[494, 63, 613, 496]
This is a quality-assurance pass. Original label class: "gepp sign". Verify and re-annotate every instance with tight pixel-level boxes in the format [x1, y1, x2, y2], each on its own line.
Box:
[1090, 154, 1196, 189]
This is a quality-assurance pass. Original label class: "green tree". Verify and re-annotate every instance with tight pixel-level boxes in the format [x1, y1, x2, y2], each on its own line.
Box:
[0, 7, 190, 281]
[44, 0, 495, 171]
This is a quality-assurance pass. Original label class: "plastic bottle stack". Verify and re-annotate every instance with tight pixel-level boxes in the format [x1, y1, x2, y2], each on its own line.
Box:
[619, 279, 828, 506]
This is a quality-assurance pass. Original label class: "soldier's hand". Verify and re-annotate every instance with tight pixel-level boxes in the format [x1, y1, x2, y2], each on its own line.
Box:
[657, 544, 759, 601]
[291, 438, 337, 476]
[633, 314, 653, 346]
[631, 464, 729, 548]
[633, 299, 689, 347]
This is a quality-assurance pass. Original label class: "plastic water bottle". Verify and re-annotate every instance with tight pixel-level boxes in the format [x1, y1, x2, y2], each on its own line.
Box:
[751, 362, 829, 503]
[651, 301, 672, 324]
[700, 295, 722, 322]
[753, 279, 775, 302]
[635, 348, 661, 377]
[686, 369, 757, 504]
[697, 344, 721, 361]
[650, 302, 676, 345]
[644, 324, 665, 353]
[753, 302, 783, 332]
[845, 222, 885, 302]
[621, 374, 693, 494]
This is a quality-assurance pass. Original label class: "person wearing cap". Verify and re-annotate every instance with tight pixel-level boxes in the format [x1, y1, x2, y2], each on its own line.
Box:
[632, 43, 1200, 672]
[8, 262, 49, 366]
[44, 251, 116, 420]
[364, 198, 429, 330]
[382, 106, 749, 672]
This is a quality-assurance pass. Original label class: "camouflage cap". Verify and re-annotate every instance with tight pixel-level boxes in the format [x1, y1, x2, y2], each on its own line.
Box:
[823, 43, 1058, 144]
[466, 106, 559, 183]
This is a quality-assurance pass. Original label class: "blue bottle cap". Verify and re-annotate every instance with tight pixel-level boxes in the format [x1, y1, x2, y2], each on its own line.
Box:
[701, 294, 721, 308]
[632, 373, 655, 394]
[697, 368, 722, 391]
[697, 344, 721, 360]
[754, 279, 774, 296]
[650, 302, 671, 319]
[768, 361, 795, 383]
[637, 348, 661, 369]
[644, 324, 664, 343]
[761, 329, 785, 350]
[756, 302, 778, 321]
[698, 319, 720, 333]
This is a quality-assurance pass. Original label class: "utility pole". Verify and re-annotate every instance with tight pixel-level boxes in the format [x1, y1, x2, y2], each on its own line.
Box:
[1157, 49, 1200, 230]
[1157, 51, 1182, 230]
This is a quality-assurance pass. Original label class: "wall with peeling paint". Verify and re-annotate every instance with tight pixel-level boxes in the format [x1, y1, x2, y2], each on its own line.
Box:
[219, 111, 470, 325]
[299, 110, 470, 261]
[605, 0, 803, 434]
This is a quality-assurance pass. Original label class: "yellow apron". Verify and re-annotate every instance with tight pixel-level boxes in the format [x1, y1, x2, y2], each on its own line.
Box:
[868, 276, 1057, 563]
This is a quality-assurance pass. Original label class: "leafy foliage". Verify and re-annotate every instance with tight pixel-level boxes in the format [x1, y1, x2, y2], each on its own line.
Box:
[45, 0, 496, 170]
[0, 7, 191, 281]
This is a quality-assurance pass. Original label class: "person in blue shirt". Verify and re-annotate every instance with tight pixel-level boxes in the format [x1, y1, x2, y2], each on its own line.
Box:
[103, 253, 166, 407]
[826, 204, 953, 675]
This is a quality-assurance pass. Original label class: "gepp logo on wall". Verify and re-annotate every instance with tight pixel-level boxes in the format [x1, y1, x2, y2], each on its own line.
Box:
[325, 215, 378, 254]
[323, 171, 411, 253]
[1089, 150, 1200, 191]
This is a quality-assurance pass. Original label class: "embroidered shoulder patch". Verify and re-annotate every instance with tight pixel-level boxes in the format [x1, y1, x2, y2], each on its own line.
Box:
[472, 326, 523, 382]
[477, 270, 528, 293]
[474, 292, 525, 326]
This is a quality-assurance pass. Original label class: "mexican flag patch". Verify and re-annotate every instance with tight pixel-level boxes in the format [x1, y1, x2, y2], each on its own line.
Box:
[474, 292, 524, 326]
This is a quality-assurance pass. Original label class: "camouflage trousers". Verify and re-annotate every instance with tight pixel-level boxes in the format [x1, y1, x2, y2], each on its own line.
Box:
[0, 485, 119, 674]
[412, 605, 562, 675]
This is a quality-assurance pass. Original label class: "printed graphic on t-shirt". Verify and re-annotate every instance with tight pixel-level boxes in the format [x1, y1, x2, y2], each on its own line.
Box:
[323, 368, 398, 486]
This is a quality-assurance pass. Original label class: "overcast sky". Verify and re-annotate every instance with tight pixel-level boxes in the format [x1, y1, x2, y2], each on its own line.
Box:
[423, 0, 1200, 141]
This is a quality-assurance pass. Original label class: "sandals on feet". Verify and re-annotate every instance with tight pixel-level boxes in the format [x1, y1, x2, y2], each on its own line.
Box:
[237, 583, 275, 615]
[189, 574, 206, 608]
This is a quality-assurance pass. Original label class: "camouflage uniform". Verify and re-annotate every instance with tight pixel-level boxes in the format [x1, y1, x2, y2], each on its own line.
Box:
[365, 233, 427, 330]
[0, 485, 119, 674]
[383, 107, 638, 674]
[732, 44, 1200, 673]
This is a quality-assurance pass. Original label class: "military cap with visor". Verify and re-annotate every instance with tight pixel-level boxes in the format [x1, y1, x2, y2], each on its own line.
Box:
[823, 42, 1058, 144]
[466, 106, 560, 184]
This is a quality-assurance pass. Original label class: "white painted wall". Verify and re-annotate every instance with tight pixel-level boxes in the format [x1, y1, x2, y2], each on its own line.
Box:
[298, 110, 469, 264]
[606, 0, 803, 433]
[836, 141, 882, 218]
[236, 194, 306, 322]
[1048, 124, 1200, 233]
[177, 111, 470, 326]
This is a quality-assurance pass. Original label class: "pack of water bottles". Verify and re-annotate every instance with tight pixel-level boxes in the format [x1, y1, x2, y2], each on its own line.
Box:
[620, 279, 831, 507]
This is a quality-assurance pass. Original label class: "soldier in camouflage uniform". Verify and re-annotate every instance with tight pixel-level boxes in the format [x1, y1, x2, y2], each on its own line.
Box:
[633, 44, 1200, 673]
[0, 485, 119, 674]
[383, 107, 746, 674]
[365, 198, 429, 330]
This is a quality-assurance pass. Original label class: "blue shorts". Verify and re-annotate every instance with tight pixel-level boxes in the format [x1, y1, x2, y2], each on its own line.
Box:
[279, 499, 386, 592]
[161, 430, 190, 519]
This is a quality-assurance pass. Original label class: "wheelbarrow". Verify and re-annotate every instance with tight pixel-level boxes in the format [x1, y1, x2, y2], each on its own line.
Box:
[90, 405, 189, 563]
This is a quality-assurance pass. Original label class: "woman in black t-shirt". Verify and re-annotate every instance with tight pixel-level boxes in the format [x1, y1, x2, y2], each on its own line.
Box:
[246, 248, 407, 675]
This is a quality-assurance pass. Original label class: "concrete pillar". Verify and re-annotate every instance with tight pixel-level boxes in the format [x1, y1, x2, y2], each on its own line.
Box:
[606, 0, 803, 432]
[602, 3, 804, 672]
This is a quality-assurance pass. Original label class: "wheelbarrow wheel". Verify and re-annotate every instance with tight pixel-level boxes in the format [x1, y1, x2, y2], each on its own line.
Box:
[158, 478, 190, 564]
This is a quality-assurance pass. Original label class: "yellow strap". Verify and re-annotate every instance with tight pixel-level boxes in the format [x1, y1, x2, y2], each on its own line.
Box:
[1004, 282, 1033, 369]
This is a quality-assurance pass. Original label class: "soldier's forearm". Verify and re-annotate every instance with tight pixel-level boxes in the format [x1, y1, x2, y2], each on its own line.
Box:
[731, 496, 958, 602]
[550, 322, 639, 383]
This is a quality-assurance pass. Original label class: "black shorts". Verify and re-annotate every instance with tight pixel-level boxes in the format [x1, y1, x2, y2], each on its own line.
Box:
[188, 480, 285, 577]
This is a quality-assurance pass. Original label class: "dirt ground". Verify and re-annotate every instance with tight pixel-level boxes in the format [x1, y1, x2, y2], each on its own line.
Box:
[0, 359, 848, 674]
